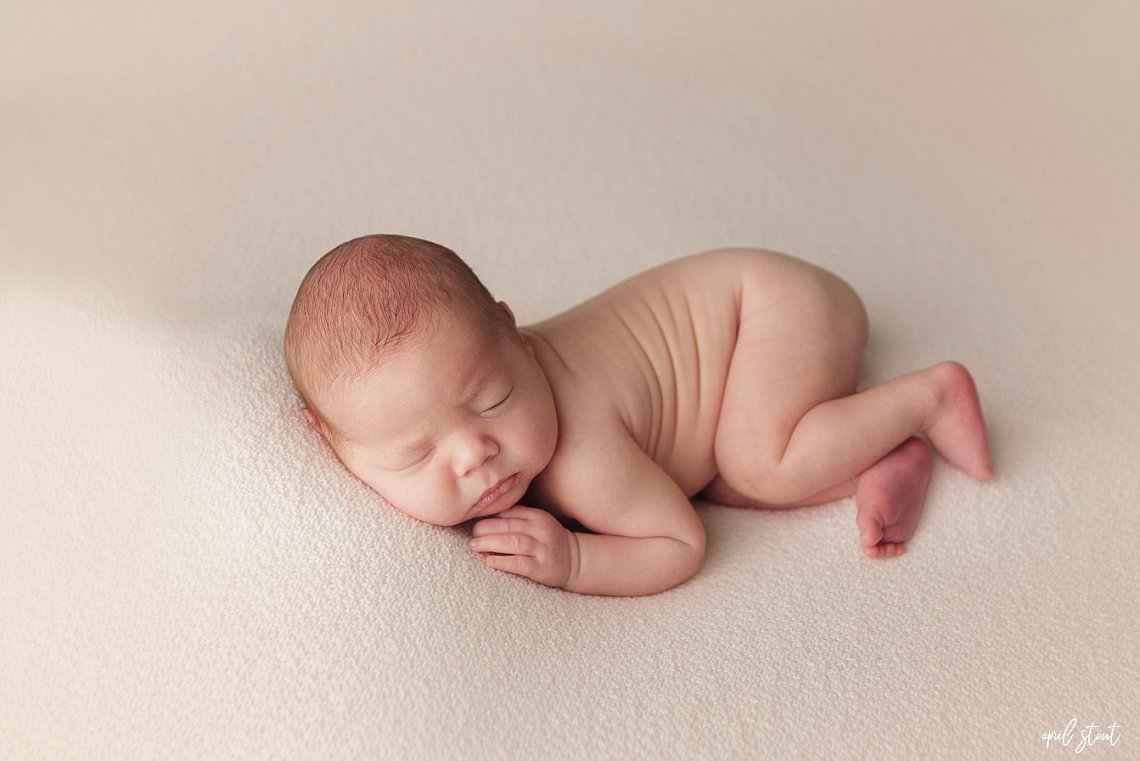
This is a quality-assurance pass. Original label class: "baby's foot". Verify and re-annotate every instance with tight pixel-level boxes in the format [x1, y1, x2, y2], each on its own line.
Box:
[855, 437, 932, 558]
[923, 361, 994, 482]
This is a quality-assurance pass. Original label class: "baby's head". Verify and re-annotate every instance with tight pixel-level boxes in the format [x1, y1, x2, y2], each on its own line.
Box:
[284, 234, 557, 526]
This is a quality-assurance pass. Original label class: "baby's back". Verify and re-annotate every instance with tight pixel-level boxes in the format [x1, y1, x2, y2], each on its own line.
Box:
[527, 250, 747, 496]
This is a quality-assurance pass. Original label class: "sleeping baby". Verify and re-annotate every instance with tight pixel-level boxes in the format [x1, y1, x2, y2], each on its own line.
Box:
[284, 235, 992, 596]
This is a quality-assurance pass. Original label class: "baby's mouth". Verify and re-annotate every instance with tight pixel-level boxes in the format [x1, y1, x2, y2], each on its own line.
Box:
[472, 473, 519, 512]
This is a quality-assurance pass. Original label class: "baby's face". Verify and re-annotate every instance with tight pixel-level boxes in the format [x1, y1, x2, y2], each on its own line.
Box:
[322, 308, 557, 526]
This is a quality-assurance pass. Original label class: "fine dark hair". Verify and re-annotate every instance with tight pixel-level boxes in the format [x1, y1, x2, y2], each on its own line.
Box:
[283, 234, 508, 433]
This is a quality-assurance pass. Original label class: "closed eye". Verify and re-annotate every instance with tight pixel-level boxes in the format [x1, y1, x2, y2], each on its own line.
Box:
[480, 389, 513, 416]
[396, 449, 433, 471]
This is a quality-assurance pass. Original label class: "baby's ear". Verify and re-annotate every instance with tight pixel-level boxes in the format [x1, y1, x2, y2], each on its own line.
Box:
[300, 407, 323, 436]
[497, 301, 517, 326]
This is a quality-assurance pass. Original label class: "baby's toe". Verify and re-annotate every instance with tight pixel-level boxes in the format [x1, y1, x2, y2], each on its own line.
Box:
[857, 515, 884, 549]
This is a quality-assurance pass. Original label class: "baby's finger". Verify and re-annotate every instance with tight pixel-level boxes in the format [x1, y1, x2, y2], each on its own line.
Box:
[483, 553, 538, 578]
[495, 506, 540, 520]
[469, 532, 538, 557]
[471, 514, 531, 536]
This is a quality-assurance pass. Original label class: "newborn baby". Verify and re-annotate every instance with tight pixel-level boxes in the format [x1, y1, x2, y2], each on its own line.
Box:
[284, 235, 992, 596]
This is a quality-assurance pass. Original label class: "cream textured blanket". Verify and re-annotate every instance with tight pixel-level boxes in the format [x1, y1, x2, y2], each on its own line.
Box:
[2, 2, 1137, 758]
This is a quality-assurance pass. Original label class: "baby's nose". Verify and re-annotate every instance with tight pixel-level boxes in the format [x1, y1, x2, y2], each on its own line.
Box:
[456, 434, 498, 476]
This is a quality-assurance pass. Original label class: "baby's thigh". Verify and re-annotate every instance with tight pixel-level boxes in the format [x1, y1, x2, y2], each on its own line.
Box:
[715, 251, 869, 447]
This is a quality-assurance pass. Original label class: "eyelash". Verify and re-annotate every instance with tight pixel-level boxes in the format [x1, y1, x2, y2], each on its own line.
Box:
[399, 449, 433, 471]
[481, 389, 512, 416]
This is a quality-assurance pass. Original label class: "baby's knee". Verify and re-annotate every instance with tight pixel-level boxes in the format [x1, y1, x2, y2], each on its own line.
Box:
[834, 272, 869, 349]
[805, 263, 868, 351]
[714, 452, 805, 506]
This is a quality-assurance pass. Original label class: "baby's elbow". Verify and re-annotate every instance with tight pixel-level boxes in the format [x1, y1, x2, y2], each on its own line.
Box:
[675, 523, 707, 582]
[689, 510, 707, 553]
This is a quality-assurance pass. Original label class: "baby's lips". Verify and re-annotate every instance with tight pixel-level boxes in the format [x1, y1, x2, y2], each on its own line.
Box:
[472, 473, 519, 513]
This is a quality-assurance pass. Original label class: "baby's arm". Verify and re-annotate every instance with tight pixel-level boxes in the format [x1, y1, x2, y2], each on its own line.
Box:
[469, 429, 706, 596]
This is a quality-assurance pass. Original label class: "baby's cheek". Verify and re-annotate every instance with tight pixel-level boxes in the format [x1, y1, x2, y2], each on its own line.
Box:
[404, 472, 457, 513]
[357, 470, 413, 508]
[540, 397, 559, 454]
[362, 478, 396, 506]
[527, 416, 557, 470]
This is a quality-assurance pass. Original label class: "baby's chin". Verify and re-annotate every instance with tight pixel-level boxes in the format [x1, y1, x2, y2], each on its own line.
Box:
[483, 498, 520, 518]
[451, 495, 524, 528]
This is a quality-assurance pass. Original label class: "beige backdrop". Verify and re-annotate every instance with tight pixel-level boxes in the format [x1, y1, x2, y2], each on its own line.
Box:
[2, 2, 1137, 759]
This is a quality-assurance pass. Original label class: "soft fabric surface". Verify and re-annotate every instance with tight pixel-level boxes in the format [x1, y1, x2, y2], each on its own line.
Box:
[3, 2, 1137, 758]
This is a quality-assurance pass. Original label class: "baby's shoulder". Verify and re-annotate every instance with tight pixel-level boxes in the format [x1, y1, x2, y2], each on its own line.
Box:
[526, 408, 646, 523]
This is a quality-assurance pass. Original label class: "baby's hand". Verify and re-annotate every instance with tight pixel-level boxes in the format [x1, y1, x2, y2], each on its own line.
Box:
[469, 506, 578, 589]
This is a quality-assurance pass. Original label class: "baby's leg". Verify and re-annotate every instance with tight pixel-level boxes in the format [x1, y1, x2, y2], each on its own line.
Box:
[704, 437, 932, 558]
[702, 474, 857, 509]
[713, 251, 992, 508]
